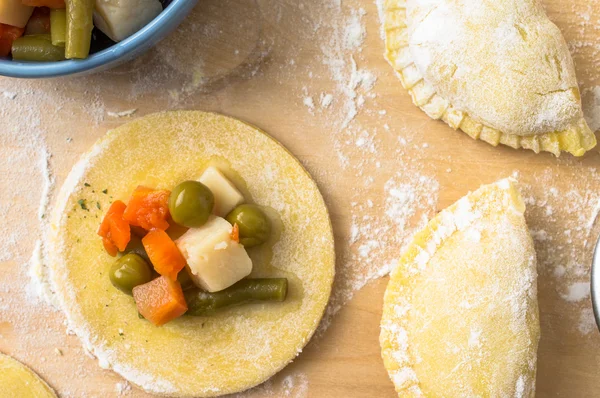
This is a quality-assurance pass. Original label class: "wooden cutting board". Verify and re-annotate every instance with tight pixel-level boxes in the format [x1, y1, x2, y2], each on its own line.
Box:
[1, 0, 599, 396]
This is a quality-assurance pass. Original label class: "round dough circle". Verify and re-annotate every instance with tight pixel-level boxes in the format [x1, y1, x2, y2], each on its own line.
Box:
[0, 353, 57, 397]
[49, 111, 335, 397]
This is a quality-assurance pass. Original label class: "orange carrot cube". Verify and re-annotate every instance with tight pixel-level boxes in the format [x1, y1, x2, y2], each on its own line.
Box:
[142, 229, 186, 280]
[97, 200, 130, 256]
[133, 276, 188, 326]
[123, 186, 171, 231]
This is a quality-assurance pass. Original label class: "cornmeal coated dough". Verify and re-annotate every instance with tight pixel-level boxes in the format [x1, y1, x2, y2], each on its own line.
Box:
[380, 0, 596, 156]
[0, 353, 57, 398]
[48, 111, 335, 397]
[380, 179, 540, 397]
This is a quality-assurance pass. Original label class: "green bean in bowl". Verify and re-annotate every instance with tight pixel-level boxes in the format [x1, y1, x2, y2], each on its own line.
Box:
[0, 0, 166, 61]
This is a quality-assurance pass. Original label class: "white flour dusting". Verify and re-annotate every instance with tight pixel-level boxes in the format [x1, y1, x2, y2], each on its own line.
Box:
[107, 109, 138, 118]
[583, 86, 600, 132]
[344, 8, 367, 50]
[561, 282, 591, 302]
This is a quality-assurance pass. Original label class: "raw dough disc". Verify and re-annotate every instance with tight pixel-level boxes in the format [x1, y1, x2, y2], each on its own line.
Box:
[380, 179, 540, 397]
[0, 353, 57, 398]
[49, 111, 335, 397]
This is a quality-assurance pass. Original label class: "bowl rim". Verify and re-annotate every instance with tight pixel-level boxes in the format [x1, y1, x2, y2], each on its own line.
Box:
[0, 0, 192, 78]
[590, 232, 600, 331]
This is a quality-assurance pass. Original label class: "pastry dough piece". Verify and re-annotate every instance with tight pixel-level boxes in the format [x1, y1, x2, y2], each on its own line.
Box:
[381, 0, 596, 156]
[380, 179, 540, 397]
[48, 111, 335, 397]
[0, 353, 57, 398]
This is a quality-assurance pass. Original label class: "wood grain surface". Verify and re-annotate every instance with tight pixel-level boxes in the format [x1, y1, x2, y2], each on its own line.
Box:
[1, 0, 599, 397]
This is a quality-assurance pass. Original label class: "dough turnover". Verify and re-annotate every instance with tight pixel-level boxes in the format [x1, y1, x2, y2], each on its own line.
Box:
[380, 179, 540, 397]
[0, 353, 57, 398]
[48, 111, 335, 397]
[381, 0, 596, 156]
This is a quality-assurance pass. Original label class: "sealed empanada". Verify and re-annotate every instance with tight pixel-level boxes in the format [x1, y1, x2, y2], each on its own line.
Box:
[380, 179, 540, 396]
[381, 0, 596, 156]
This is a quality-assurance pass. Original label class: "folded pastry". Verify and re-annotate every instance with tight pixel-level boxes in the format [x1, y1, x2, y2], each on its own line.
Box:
[381, 0, 596, 156]
[380, 179, 540, 396]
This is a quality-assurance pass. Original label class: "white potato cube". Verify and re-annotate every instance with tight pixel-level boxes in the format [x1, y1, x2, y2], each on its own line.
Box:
[198, 167, 245, 217]
[94, 0, 162, 42]
[0, 0, 33, 29]
[175, 216, 252, 292]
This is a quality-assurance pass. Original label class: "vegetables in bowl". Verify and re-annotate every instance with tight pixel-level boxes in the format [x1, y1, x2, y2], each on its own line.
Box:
[0, 0, 164, 61]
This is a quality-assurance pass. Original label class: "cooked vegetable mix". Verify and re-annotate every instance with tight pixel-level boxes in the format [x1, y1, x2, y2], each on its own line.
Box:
[133, 276, 187, 326]
[226, 204, 272, 248]
[123, 186, 171, 231]
[49, 8, 65, 46]
[96, 166, 286, 325]
[11, 34, 64, 60]
[109, 253, 152, 294]
[0, 1, 34, 28]
[142, 229, 186, 281]
[168, 181, 214, 228]
[64, 0, 93, 59]
[24, 8, 50, 35]
[93, 0, 162, 42]
[123, 235, 149, 261]
[97, 200, 130, 257]
[0, 23, 25, 57]
[23, 0, 65, 8]
[0, 0, 164, 61]
[185, 279, 288, 317]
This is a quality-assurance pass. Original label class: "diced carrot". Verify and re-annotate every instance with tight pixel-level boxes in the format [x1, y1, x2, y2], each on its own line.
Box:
[142, 229, 186, 280]
[23, 7, 50, 35]
[0, 39, 11, 58]
[0, 24, 25, 40]
[133, 276, 187, 326]
[231, 223, 240, 243]
[123, 186, 171, 231]
[97, 200, 131, 257]
[0, 24, 25, 57]
[22, 0, 65, 8]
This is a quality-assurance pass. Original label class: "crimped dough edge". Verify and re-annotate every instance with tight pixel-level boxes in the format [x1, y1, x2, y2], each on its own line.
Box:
[379, 178, 538, 397]
[381, 0, 596, 157]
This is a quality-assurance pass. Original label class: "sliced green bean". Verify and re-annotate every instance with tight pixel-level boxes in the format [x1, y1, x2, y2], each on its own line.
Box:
[65, 0, 94, 59]
[50, 9, 67, 47]
[11, 35, 65, 62]
[185, 278, 288, 316]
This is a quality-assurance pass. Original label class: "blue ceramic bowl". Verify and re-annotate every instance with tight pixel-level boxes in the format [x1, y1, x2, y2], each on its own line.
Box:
[0, 0, 197, 78]
[591, 234, 600, 331]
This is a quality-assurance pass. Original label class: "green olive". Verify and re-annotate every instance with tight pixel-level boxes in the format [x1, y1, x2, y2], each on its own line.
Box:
[109, 253, 153, 295]
[168, 181, 214, 228]
[226, 204, 272, 248]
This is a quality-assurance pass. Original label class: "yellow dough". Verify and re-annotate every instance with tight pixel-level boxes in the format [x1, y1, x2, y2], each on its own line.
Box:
[0, 353, 57, 398]
[48, 111, 335, 397]
[381, 0, 596, 156]
[380, 179, 540, 397]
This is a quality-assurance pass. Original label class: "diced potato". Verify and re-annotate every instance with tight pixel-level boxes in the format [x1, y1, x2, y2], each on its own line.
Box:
[0, 0, 34, 29]
[93, 0, 162, 42]
[198, 167, 245, 217]
[175, 216, 252, 292]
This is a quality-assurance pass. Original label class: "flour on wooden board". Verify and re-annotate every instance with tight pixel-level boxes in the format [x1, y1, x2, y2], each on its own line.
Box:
[299, 1, 441, 335]
[518, 168, 600, 336]
[583, 86, 600, 132]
